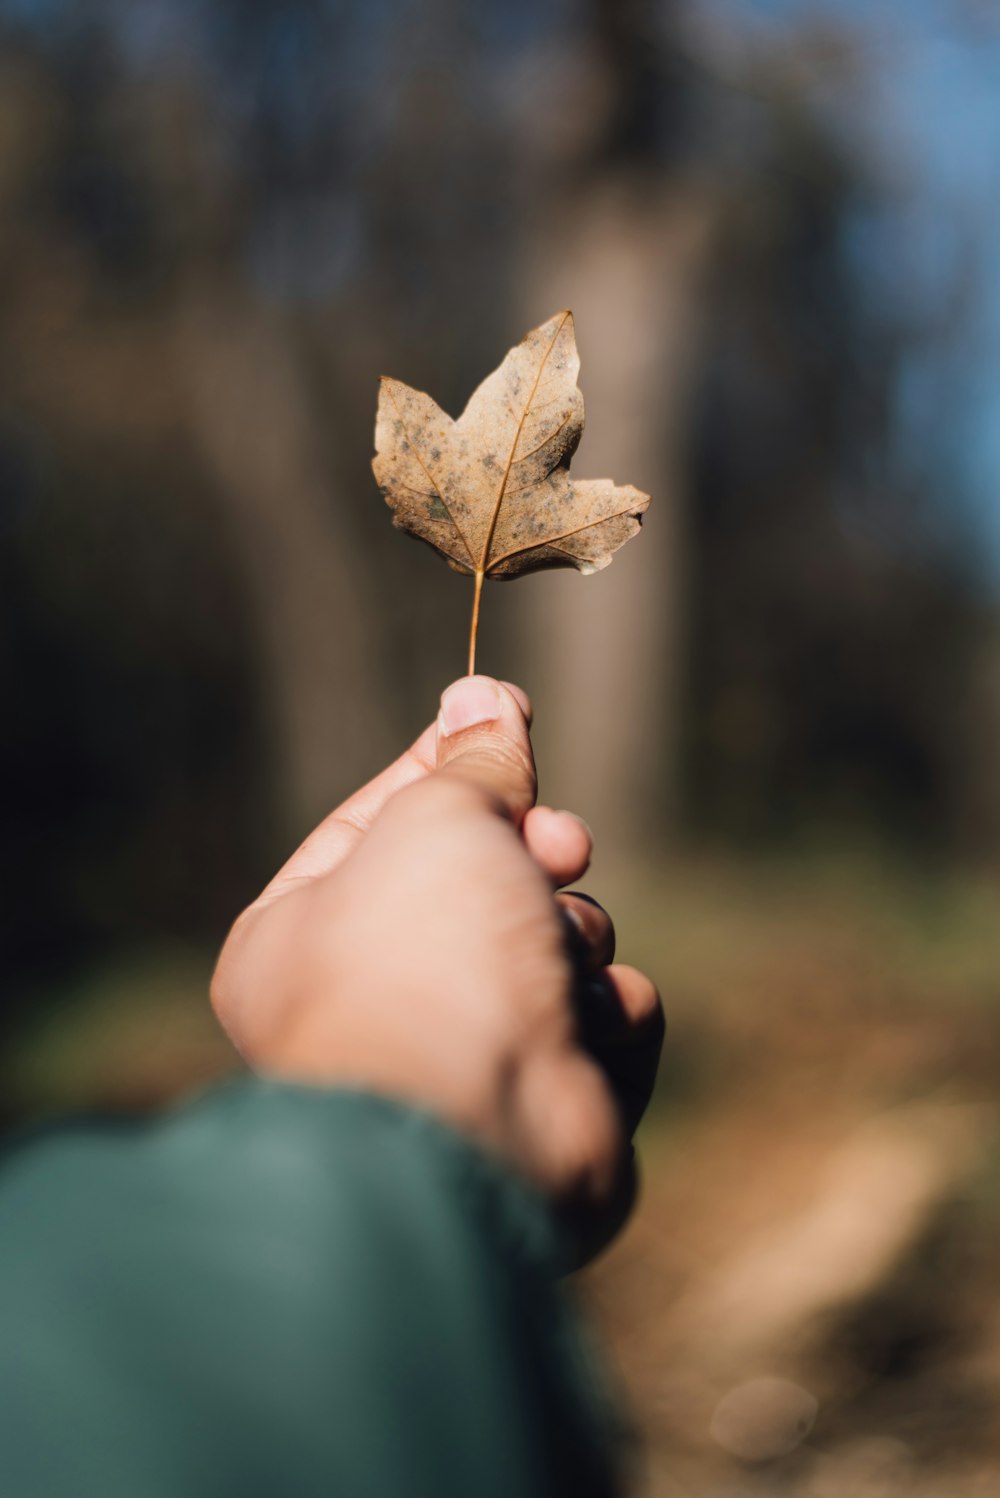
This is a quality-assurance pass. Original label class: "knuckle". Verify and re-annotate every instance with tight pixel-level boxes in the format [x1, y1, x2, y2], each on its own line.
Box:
[567, 892, 613, 932]
[563, 890, 609, 920]
[645, 989, 667, 1050]
[553, 1063, 623, 1200]
[209, 906, 254, 1022]
[445, 734, 534, 792]
[617, 965, 665, 1032]
[636, 976, 664, 1028]
[636, 984, 666, 1048]
[387, 772, 493, 824]
[438, 768, 513, 821]
[559, 892, 616, 966]
[590, 909, 617, 958]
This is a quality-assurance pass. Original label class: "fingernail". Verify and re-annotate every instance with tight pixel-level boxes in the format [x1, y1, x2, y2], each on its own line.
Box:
[439, 676, 502, 734]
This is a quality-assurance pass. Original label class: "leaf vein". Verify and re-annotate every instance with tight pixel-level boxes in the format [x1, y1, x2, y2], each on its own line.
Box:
[513, 409, 573, 465]
[485, 501, 643, 572]
[481, 311, 570, 571]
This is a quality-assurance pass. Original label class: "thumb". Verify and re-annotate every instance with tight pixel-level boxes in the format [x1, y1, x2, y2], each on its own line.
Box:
[436, 676, 537, 824]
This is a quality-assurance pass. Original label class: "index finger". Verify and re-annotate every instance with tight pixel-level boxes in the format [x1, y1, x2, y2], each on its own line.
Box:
[258, 681, 533, 902]
[257, 722, 439, 903]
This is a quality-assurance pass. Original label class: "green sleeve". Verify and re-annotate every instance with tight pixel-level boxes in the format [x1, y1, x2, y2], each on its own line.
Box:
[0, 1079, 625, 1498]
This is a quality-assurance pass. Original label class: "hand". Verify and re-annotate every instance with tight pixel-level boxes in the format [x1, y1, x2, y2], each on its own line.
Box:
[211, 676, 663, 1259]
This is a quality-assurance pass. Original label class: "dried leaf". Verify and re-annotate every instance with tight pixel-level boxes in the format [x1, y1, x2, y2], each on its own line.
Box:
[372, 309, 650, 672]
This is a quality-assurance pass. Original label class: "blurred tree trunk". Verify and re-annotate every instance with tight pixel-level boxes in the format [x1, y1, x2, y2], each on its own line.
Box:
[515, 176, 715, 853]
[175, 287, 393, 838]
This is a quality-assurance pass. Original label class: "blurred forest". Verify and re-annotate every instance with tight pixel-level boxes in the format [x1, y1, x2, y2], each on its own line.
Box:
[2, 1, 1000, 1494]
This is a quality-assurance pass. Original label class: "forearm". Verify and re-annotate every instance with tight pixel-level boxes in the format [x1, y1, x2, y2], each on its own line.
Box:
[0, 1079, 624, 1498]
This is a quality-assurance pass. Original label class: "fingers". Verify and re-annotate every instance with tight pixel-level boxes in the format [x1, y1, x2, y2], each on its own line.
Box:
[574, 965, 664, 1137]
[523, 806, 592, 886]
[256, 676, 536, 901]
[558, 892, 616, 971]
[519, 1046, 635, 1268]
[519, 1046, 624, 1207]
[435, 676, 537, 825]
[560, 1150, 638, 1271]
[499, 681, 532, 725]
[256, 721, 439, 901]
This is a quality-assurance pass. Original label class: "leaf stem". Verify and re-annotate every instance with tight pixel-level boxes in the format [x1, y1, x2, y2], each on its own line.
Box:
[468, 570, 485, 676]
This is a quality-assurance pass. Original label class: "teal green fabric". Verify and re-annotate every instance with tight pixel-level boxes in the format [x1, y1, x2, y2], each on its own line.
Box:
[0, 1080, 624, 1496]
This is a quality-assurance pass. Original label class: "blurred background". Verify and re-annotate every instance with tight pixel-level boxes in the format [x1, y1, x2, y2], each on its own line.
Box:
[2, 0, 999, 1492]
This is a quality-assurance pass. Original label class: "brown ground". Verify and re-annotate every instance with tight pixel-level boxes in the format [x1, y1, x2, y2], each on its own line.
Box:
[586, 856, 1000, 1496]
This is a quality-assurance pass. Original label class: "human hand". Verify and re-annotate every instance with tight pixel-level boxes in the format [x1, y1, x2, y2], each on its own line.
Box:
[211, 676, 663, 1259]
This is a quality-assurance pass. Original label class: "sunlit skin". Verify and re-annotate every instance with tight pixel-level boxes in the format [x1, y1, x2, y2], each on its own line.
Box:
[211, 675, 664, 1260]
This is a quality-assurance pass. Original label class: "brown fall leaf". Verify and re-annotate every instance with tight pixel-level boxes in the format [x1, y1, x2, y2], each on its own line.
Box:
[372, 309, 650, 672]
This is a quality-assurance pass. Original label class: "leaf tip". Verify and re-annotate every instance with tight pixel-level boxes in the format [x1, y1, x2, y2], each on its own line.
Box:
[532, 308, 574, 338]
